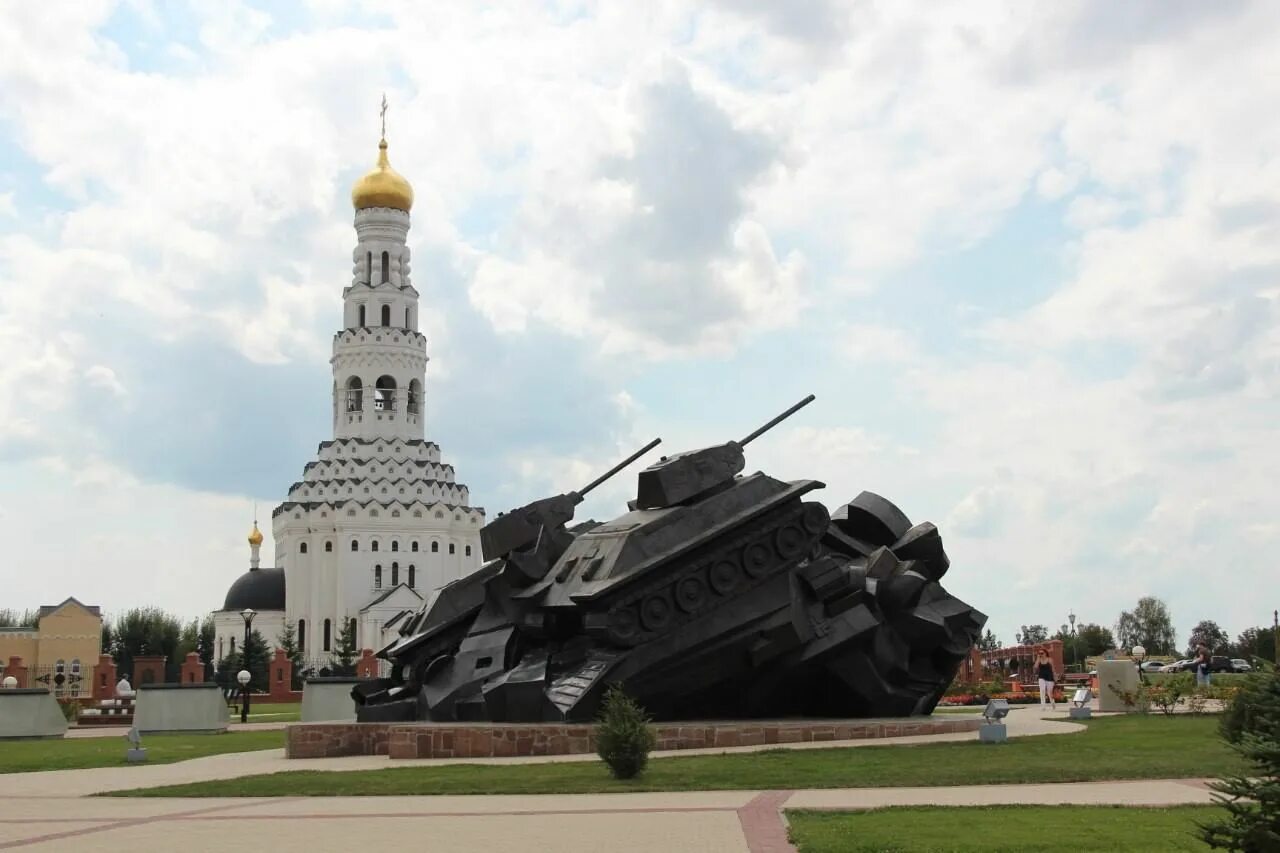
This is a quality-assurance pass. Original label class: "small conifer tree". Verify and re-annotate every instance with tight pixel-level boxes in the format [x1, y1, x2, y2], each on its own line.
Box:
[1200, 667, 1280, 850]
[595, 684, 657, 780]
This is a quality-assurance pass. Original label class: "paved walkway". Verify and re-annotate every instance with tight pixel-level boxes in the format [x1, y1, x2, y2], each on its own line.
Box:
[0, 780, 1221, 852]
[0, 705, 1175, 853]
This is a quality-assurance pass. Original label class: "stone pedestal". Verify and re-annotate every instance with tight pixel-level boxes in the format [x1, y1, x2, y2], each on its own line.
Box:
[978, 723, 1007, 743]
[1097, 659, 1139, 712]
[1069, 707, 1092, 719]
[0, 688, 68, 739]
[133, 684, 228, 733]
[301, 677, 371, 722]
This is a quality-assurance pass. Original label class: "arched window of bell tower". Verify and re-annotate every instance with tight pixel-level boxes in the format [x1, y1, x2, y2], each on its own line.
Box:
[404, 307, 410, 328]
[381, 251, 389, 283]
[366, 251, 372, 284]
[358, 304, 366, 327]
[345, 377, 363, 412]
[380, 304, 391, 326]
[407, 380, 421, 415]
[375, 375, 397, 411]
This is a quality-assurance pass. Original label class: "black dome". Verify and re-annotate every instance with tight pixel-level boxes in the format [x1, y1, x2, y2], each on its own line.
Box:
[222, 568, 285, 611]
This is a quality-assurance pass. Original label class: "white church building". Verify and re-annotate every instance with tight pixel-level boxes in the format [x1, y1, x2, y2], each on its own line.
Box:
[214, 127, 484, 667]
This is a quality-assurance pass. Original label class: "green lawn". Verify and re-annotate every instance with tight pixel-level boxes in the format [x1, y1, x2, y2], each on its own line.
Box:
[0, 730, 284, 774]
[787, 805, 1220, 852]
[243, 702, 301, 722]
[108, 714, 1242, 798]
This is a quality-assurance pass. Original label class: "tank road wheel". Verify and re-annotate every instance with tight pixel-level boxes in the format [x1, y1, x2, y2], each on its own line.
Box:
[607, 607, 642, 645]
[801, 502, 830, 535]
[709, 558, 743, 595]
[743, 541, 773, 577]
[641, 592, 674, 631]
[773, 525, 807, 560]
[674, 574, 709, 613]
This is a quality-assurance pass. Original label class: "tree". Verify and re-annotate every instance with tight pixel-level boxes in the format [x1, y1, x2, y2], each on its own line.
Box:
[177, 616, 217, 680]
[595, 685, 657, 780]
[1115, 597, 1177, 656]
[1199, 669, 1280, 849]
[277, 621, 304, 690]
[1076, 623, 1117, 657]
[329, 618, 358, 676]
[1016, 625, 1049, 645]
[108, 607, 184, 681]
[977, 629, 1002, 651]
[1187, 620, 1231, 657]
[215, 628, 271, 693]
[0, 609, 38, 628]
[1235, 627, 1277, 665]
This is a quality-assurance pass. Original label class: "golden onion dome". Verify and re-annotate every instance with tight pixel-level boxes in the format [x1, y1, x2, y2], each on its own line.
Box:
[247, 523, 264, 547]
[351, 138, 414, 212]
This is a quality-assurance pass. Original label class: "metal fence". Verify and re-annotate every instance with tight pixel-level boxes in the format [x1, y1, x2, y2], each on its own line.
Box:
[29, 663, 91, 699]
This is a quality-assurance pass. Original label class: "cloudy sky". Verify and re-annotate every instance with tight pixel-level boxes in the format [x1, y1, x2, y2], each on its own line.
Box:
[1, 1, 1276, 647]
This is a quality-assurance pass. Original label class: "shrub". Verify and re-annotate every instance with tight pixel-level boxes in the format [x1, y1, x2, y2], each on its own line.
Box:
[1149, 674, 1193, 716]
[594, 684, 657, 780]
[1221, 672, 1276, 745]
[1199, 668, 1280, 849]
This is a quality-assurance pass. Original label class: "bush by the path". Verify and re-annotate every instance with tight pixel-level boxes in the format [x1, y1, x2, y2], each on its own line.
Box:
[594, 685, 656, 780]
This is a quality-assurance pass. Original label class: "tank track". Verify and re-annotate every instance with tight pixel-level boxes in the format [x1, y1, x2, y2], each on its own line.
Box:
[584, 500, 830, 647]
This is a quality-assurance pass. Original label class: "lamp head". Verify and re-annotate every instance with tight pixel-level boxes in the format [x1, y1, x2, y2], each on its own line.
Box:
[1132, 645, 1146, 659]
[983, 699, 1010, 722]
[240, 608, 256, 625]
[2, 676, 16, 689]
[236, 669, 251, 686]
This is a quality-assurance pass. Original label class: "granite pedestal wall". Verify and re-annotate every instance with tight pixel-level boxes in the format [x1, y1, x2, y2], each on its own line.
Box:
[286, 716, 983, 759]
[1096, 660, 1139, 712]
[0, 688, 67, 739]
[301, 677, 371, 723]
[133, 683, 229, 733]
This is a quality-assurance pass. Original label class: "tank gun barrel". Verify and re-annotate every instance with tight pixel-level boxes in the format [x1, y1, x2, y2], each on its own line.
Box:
[737, 394, 815, 448]
[577, 437, 662, 499]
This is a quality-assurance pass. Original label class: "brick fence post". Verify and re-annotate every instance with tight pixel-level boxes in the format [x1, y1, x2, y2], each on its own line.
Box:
[92, 654, 117, 700]
[4, 655, 29, 688]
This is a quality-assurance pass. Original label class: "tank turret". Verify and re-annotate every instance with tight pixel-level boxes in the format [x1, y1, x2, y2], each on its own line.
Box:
[634, 395, 815, 510]
[479, 438, 661, 586]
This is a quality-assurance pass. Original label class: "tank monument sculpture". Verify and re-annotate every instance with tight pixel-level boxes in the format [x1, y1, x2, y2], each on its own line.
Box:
[354, 395, 986, 723]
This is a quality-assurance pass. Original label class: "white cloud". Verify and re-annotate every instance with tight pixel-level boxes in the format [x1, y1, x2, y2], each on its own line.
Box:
[0, 1, 1277, 643]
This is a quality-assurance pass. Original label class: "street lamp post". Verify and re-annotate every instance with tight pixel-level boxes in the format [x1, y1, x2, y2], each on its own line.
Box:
[1133, 645, 1148, 685]
[239, 608, 256, 723]
[1068, 611, 1077, 672]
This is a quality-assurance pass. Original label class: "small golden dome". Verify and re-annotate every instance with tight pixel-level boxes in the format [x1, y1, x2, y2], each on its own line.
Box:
[351, 139, 414, 212]
[247, 523, 264, 547]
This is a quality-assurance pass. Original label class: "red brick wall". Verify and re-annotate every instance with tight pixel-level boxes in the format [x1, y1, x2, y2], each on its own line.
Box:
[286, 717, 983, 760]
[4, 655, 28, 688]
[91, 655, 117, 700]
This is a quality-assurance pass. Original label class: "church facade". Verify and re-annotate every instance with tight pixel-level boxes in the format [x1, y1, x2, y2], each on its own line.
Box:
[214, 130, 484, 667]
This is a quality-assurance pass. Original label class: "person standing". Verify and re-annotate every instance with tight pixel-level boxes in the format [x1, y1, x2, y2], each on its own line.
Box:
[1195, 644, 1212, 687]
[1036, 649, 1057, 710]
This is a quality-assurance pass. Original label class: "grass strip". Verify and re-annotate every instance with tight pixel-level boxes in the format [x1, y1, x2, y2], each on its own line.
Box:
[106, 714, 1241, 797]
[0, 730, 283, 774]
[787, 805, 1220, 852]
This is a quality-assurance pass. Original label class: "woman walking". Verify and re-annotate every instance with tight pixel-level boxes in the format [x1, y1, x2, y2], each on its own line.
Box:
[1036, 648, 1057, 710]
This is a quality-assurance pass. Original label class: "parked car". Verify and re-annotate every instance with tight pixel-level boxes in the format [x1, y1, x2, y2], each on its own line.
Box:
[1210, 655, 1234, 673]
[1137, 660, 1167, 673]
[1231, 659, 1253, 673]
[1162, 659, 1194, 672]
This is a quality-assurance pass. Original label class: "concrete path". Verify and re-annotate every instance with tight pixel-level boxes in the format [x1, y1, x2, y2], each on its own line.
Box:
[65, 721, 289, 739]
[0, 780, 1221, 852]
